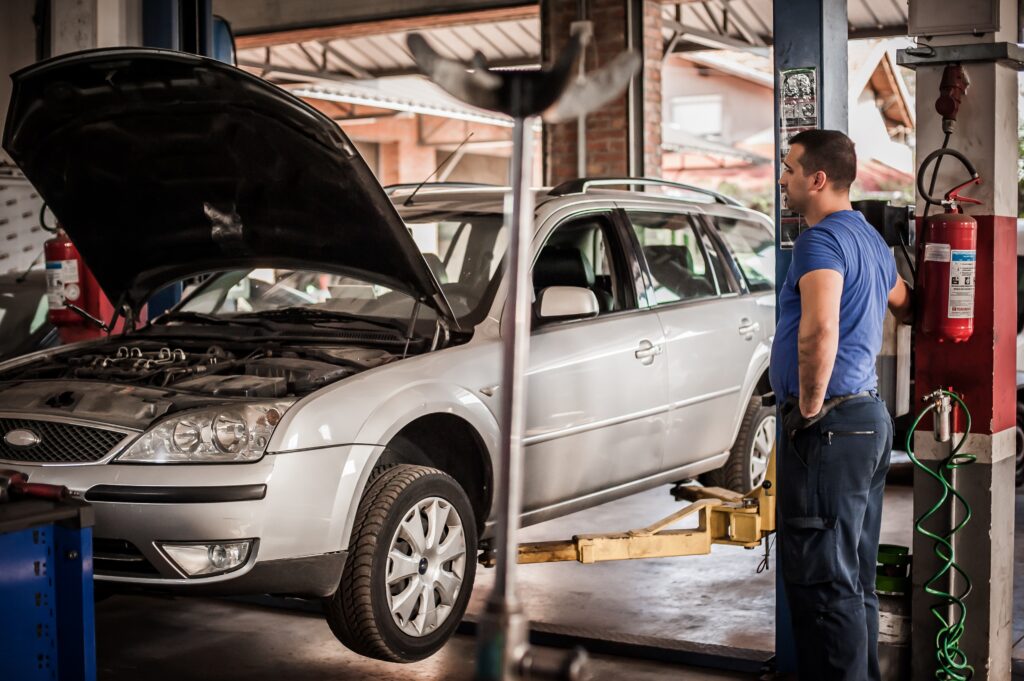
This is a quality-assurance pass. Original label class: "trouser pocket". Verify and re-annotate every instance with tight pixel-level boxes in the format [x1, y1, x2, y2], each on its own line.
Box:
[825, 430, 876, 445]
[781, 516, 839, 585]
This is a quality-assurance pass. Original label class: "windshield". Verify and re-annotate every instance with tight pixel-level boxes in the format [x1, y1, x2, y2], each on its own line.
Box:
[176, 212, 507, 326]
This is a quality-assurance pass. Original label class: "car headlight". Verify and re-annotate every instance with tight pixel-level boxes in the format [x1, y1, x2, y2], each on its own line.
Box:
[117, 401, 293, 463]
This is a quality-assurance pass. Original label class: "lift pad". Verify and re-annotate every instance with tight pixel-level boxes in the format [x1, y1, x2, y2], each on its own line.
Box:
[493, 450, 776, 566]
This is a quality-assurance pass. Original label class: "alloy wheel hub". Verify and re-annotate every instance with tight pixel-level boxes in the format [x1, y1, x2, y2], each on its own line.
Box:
[385, 496, 467, 637]
[749, 415, 776, 488]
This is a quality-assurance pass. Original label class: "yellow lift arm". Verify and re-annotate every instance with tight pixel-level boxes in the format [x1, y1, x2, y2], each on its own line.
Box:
[500, 449, 776, 566]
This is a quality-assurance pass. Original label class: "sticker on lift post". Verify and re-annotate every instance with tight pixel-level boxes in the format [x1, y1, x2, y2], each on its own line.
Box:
[947, 249, 976, 319]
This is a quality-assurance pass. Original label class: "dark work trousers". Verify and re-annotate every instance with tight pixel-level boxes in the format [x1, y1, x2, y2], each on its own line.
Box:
[778, 394, 893, 681]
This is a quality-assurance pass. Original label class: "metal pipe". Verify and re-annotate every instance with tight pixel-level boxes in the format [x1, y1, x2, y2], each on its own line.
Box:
[626, 0, 644, 177]
[576, 2, 589, 178]
[493, 115, 534, 605]
[476, 114, 535, 681]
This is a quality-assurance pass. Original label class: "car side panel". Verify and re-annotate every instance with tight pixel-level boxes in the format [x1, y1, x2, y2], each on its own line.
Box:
[522, 310, 668, 511]
[655, 297, 750, 465]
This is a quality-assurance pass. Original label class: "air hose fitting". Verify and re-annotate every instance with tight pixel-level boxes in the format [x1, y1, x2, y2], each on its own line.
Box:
[904, 389, 976, 680]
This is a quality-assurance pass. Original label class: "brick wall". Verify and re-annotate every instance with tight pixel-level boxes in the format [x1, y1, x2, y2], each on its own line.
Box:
[542, 0, 662, 185]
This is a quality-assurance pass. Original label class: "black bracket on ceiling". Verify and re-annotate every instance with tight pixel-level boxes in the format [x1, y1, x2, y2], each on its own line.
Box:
[897, 41, 1024, 70]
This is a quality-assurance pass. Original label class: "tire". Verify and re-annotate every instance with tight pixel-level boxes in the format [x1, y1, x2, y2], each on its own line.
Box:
[699, 396, 776, 493]
[1015, 402, 1024, 488]
[324, 464, 477, 662]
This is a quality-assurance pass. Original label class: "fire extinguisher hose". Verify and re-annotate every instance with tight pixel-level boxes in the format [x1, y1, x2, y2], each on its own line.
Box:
[904, 389, 977, 680]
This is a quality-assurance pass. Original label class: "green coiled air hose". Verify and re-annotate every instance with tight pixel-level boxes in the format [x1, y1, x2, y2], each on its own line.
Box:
[904, 389, 976, 680]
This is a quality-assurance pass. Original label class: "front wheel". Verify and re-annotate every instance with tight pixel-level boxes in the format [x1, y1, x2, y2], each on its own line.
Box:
[324, 464, 477, 662]
[700, 396, 776, 493]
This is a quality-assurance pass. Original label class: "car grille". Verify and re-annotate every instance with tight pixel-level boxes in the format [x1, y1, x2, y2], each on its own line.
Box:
[0, 417, 130, 463]
[93, 539, 160, 576]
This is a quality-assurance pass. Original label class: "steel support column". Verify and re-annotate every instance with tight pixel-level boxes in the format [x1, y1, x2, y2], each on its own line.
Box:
[625, 0, 644, 177]
[142, 0, 215, 316]
[771, 0, 848, 674]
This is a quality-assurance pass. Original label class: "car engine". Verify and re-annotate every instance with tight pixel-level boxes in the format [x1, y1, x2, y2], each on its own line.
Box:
[0, 341, 397, 398]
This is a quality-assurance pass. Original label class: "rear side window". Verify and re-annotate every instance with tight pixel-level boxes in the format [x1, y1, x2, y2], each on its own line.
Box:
[713, 217, 775, 292]
[627, 211, 718, 305]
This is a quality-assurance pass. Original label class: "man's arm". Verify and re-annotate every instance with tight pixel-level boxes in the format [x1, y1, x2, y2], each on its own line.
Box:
[798, 269, 843, 418]
[888, 278, 913, 326]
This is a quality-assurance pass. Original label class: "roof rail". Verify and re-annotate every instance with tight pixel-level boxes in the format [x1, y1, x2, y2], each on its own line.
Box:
[547, 177, 743, 207]
[384, 182, 496, 195]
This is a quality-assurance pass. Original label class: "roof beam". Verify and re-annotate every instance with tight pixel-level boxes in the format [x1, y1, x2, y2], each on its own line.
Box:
[234, 5, 538, 50]
[664, 18, 769, 55]
[320, 40, 373, 78]
[239, 56, 538, 83]
[710, 0, 766, 46]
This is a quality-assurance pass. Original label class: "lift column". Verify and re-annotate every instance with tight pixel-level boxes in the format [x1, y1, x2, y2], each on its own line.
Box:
[771, 0, 849, 673]
[142, 0, 216, 316]
[900, 1, 1018, 679]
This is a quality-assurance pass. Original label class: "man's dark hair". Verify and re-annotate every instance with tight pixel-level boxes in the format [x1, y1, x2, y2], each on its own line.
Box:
[788, 129, 857, 191]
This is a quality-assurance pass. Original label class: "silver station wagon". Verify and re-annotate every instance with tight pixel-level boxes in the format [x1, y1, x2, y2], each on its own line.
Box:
[0, 49, 776, 662]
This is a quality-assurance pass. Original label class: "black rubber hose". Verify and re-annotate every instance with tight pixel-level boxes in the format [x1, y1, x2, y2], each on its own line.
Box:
[917, 146, 978, 207]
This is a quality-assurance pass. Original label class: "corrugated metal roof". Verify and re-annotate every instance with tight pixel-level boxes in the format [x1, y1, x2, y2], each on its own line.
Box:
[235, 2, 910, 131]
[662, 0, 909, 50]
[238, 1, 910, 85]
[237, 14, 540, 81]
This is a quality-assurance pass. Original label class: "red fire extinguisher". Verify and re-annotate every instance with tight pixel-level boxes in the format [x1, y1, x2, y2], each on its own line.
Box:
[916, 148, 982, 343]
[43, 214, 109, 343]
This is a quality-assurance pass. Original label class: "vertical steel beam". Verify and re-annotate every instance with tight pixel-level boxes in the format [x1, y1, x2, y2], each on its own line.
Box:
[625, 0, 644, 177]
[142, 0, 182, 317]
[142, 0, 215, 317]
[771, 0, 848, 674]
[142, 0, 179, 51]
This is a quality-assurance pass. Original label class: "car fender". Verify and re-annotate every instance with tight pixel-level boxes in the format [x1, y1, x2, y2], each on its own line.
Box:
[269, 356, 501, 547]
[727, 339, 772, 446]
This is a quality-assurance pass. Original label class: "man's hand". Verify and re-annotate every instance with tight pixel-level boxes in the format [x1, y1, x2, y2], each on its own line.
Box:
[798, 269, 842, 418]
[800, 402, 822, 419]
[888, 278, 913, 326]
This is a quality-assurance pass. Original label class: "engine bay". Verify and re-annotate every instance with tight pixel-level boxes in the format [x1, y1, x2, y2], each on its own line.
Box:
[0, 340, 398, 398]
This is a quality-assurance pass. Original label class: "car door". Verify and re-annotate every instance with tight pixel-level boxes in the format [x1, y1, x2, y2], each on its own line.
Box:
[709, 212, 777, 349]
[624, 207, 757, 468]
[521, 208, 669, 517]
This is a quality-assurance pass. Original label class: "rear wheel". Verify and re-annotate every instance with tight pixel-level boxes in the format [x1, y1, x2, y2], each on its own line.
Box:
[700, 396, 775, 493]
[324, 464, 477, 662]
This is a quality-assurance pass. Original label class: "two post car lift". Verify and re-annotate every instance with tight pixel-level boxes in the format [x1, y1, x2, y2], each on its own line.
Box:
[482, 456, 777, 569]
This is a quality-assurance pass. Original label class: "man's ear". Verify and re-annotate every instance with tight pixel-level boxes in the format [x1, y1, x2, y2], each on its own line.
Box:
[810, 170, 827, 192]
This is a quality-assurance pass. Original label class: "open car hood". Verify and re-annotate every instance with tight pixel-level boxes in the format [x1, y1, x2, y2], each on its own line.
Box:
[2, 48, 455, 322]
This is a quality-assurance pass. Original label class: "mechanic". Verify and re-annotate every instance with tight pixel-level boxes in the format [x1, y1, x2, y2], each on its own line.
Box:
[770, 129, 913, 681]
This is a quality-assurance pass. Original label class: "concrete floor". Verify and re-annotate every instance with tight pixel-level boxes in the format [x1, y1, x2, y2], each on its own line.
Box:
[94, 467, 1023, 680]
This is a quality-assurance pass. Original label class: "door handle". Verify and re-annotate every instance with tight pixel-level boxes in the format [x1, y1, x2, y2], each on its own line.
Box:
[738, 318, 760, 338]
[634, 339, 663, 365]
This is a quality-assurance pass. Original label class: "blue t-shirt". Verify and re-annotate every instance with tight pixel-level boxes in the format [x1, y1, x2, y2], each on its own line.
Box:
[769, 210, 897, 401]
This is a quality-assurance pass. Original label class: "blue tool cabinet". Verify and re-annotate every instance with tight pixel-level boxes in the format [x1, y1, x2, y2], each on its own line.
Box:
[0, 499, 96, 681]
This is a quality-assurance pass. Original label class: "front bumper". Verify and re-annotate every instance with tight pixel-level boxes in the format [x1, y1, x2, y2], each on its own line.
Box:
[100, 551, 348, 598]
[3, 443, 383, 596]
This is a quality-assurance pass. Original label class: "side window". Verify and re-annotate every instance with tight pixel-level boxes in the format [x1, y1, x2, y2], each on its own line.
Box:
[713, 217, 776, 293]
[533, 214, 634, 318]
[628, 211, 718, 305]
[698, 225, 737, 293]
